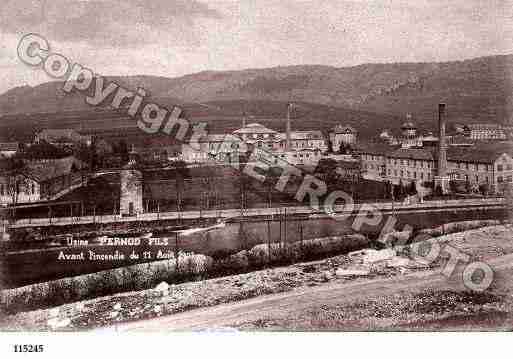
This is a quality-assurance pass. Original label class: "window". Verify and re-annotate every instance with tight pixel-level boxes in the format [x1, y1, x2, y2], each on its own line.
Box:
[414, 172, 417, 179]
[508, 175, 513, 182]
[475, 175, 479, 183]
[420, 172, 424, 179]
[400, 170, 404, 177]
[507, 165, 513, 171]
[498, 164, 503, 172]
[394, 170, 398, 176]
[498, 176, 503, 183]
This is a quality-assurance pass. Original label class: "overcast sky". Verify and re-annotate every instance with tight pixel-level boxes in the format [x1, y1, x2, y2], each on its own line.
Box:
[1, 0, 512, 94]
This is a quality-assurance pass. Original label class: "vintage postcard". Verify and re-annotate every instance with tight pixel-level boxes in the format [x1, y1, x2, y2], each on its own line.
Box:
[0, 0, 512, 357]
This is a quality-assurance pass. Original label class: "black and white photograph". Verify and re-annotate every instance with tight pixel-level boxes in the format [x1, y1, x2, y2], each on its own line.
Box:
[0, 0, 512, 356]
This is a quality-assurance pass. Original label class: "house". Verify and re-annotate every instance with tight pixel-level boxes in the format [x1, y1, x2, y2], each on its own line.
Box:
[357, 142, 513, 194]
[0, 142, 19, 158]
[0, 156, 87, 205]
[463, 124, 507, 140]
[232, 123, 280, 150]
[330, 125, 357, 151]
[35, 129, 92, 146]
[276, 130, 327, 152]
[181, 134, 245, 164]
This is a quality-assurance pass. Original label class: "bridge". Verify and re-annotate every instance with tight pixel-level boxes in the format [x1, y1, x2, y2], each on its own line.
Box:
[5, 197, 507, 229]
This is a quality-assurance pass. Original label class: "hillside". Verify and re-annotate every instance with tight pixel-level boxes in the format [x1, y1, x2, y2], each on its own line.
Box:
[0, 54, 511, 133]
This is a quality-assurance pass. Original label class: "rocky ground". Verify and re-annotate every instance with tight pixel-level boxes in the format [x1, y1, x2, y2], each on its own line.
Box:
[1, 224, 513, 331]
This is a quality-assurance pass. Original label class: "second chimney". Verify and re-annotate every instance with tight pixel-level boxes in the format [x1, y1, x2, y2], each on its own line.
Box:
[435, 103, 450, 194]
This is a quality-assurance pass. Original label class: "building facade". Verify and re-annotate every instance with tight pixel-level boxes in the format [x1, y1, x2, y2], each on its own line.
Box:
[358, 145, 512, 193]
[330, 125, 357, 151]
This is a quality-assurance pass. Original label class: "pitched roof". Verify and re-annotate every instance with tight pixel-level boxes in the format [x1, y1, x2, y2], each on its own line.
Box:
[353, 142, 396, 156]
[25, 156, 86, 182]
[401, 121, 416, 129]
[388, 148, 435, 161]
[0, 142, 19, 151]
[233, 123, 278, 134]
[37, 129, 91, 143]
[276, 130, 325, 141]
[446, 144, 512, 164]
[332, 125, 357, 134]
[464, 123, 503, 130]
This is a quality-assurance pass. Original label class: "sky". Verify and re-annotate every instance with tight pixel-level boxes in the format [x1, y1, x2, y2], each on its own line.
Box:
[0, 0, 512, 94]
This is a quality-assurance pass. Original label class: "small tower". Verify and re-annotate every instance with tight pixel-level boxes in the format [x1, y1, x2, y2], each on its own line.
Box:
[120, 163, 143, 216]
[401, 114, 417, 138]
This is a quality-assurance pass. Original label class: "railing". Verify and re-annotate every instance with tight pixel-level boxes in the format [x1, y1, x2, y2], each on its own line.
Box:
[7, 197, 506, 228]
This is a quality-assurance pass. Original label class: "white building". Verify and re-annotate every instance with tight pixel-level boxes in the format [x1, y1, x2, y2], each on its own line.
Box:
[330, 125, 357, 151]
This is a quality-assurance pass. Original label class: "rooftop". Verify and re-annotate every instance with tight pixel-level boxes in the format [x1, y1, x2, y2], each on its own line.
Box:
[276, 130, 325, 141]
[0, 142, 19, 152]
[332, 125, 357, 134]
[25, 156, 86, 182]
[233, 123, 278, 135]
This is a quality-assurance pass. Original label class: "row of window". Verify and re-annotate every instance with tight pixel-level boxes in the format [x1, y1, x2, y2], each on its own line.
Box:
[0, 183, 37, 196]
[497, 164, 513, 172]
[497, 175, 513, 183]
[387, 169, 432, 181]
[364, 156, 507, 172]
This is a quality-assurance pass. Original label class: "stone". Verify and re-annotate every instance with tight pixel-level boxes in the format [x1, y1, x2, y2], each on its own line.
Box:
[49, 307, 60, 318]
[113, 303, 122, 311]
[322, 271, 334, 281]
[47, 317, 71, 329]
[109, 311, 119, 319]
[335, 268, 370, 277]
[155, 281, 170, 293]
[386, 257, 411, 268]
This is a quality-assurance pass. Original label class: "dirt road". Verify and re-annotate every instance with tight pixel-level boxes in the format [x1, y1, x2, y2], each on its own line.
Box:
[108, 253, 513, 331]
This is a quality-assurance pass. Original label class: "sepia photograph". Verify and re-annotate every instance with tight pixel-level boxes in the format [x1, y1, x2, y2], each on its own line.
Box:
[0, 0, 512, 356]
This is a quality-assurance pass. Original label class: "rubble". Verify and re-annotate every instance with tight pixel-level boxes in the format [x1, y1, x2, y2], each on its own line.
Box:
[335, 268, 370, 277]
[349, 248, 396, 264]
[47, 316, 71, 329]
[154, 282, 170, 296]
[3, 224, 511, 331]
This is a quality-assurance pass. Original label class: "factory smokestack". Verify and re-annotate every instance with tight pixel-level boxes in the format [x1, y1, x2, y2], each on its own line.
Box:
[286, 103, 292, 151]
[242, 111, 246, 128]
[435, 103, 450, 194]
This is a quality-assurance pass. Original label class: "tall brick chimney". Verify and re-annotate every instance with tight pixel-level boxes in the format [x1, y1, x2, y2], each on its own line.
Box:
[434, 103, 450, 194]
[286, 103, 292, 151]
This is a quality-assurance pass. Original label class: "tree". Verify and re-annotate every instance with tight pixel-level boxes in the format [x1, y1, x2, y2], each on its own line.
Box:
[172, 160, 189, 212]
[479, 183, 489, 196]
[21, 141, 68, 160]
[115, 140, 130, 164]
[2, 157, 30, 220]
[408, 181, 417, 195]
[326, 138, 334, 154]
[338, 142, 349, 155]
